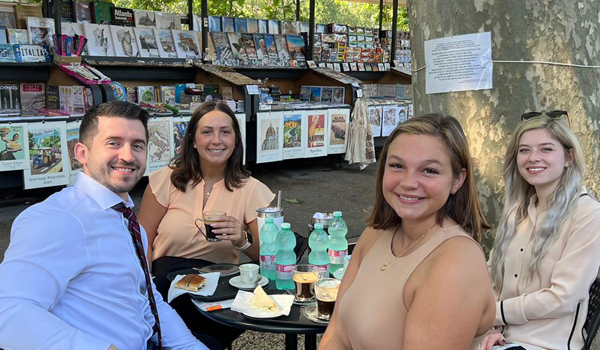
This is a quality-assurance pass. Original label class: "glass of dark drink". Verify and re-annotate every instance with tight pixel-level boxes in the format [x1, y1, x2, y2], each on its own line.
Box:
[292, 264, 318, 303]
[195, 211, 226, 242]
[315, 278, 341, 321]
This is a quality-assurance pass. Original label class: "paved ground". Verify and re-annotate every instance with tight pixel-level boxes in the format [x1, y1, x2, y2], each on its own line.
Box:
[0, 156, 377, 349]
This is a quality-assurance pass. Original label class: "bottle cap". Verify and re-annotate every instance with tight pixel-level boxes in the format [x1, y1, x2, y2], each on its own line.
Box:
[266, 217, 274, 223]
[314, 223, 323, 229]
[281, 223, 291, 229]
[333, 211, 342, 217]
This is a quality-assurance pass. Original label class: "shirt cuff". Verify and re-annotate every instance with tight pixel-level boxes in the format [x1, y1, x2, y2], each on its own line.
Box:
[495, 296, 528, 326]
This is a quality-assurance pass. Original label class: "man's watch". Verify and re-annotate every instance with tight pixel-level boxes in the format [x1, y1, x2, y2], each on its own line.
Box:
[237, 231, 253, 250]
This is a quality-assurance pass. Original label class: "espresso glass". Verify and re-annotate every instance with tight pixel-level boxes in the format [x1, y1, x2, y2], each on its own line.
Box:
[197, 211, 226, 242]
[315, 278, 341, 320]
[292, 264, 318, 303]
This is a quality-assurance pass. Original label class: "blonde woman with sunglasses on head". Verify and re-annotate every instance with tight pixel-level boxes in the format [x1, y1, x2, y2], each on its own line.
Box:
[481, 112, 600, 350]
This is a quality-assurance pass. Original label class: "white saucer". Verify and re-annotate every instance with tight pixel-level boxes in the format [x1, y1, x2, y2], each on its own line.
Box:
[229, 275, 269, 290]
[333, 268, 345, 280]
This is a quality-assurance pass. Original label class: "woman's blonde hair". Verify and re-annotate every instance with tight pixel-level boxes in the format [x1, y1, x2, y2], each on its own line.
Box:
[366, 114, 490, 242]
[490, 116, 586, 290]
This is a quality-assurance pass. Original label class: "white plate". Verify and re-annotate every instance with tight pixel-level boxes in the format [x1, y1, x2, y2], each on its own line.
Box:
[229, 275, 269, 290]
[333, 268, 345, 280]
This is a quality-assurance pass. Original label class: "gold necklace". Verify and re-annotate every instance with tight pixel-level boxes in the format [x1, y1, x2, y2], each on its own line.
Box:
[381, 224, 438, 271]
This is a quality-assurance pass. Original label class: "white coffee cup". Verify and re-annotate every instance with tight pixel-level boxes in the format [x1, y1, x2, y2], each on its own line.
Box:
[240, 263, 260, 285]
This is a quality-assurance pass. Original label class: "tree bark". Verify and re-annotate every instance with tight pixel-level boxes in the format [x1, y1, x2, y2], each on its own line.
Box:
[409, 0, 600, 255]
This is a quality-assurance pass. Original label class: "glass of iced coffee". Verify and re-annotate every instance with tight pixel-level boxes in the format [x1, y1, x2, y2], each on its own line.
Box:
[315, 278, 341, 320]
[292, 264, 319, 303]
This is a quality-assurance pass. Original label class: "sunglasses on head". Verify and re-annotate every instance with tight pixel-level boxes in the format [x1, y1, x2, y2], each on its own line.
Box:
[521, 110, 571, 127]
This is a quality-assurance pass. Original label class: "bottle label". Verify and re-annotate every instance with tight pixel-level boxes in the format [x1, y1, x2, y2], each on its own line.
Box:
[311, 264, 329, 277]
[329, 249, 348, 264]
[260, 255, 276, 270]
[276, 264, 296, 279]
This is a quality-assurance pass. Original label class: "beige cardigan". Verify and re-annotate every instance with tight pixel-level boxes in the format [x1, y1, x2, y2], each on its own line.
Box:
[490, 193, 600, 350]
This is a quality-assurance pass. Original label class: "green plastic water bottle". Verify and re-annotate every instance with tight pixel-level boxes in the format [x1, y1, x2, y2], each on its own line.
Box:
[309, 223, 330, 277]
[275, 223, 296, 290]
[328, 211, 348, 274]
[259, 217, 279, 281]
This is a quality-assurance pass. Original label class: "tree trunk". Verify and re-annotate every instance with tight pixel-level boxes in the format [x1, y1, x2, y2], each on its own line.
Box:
[409, 0, 600, 251]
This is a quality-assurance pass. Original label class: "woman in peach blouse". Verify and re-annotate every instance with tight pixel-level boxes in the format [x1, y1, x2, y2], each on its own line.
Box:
[139, 101, 274, 346]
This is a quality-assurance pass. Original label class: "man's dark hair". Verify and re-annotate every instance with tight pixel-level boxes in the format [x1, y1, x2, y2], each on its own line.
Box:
[79, 101, 150, 147]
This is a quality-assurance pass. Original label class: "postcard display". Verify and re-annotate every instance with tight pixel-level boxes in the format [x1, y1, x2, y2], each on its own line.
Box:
[147, 117, 174, 173]
[0, 123, 30, 172]
[256, 111, 284, 164]
[66, 120, 82, 185]
[23, 121, 70, 189]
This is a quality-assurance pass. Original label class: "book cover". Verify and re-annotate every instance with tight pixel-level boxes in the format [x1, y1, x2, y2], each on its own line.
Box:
[285, 34, 305, 61]
[6, 29, 28, 44]
[20, 83, 45, 110]
[58, 85, 73, 114]
[234, 17, 247, 33]
[110, 25, 138, 57]
[207, 15, 221, 32]
[111, 7, 134, 27]
[281, 20, 298, 35]
[155, 29, 176, 58]
[74, 1, 93, 23]
[172, 29, 200, 59]
[263, 33, 278, 61]
[0, 123, 29, 171]
[299, 86, 310, 101]
[227, 32, 245, 60]
[268, 19, 279, 35]
[273, 34, 289, 64]
[71, 85, 85, 116]
[222, 16, 234, 32]
[0, 29, 7, 44]
[27, 17, 55, 48]
[0, 84, 20, 110]
[134, 10, 156, 28]
[159, 85, 176, 104]
[242, 33, 257, 60]
[246, 18, 258, 33]
[83, 23, 115, 56]
[137, 86, 155, 103]
[210, 31, 232, 62]
[91, 1, 114, 24]
[321, 87, 333, 103]
[332, 87, 344, 104]
[156, 12, 181, 30]
[300, 21, 309, 33]
[15, 3, 42, 29]
[0, 4, 17, 29]
[309, 86, 321, 102]
[45, 0, 74, 23]
[252, 33, 265, 60]
[135, 27, 159, 58]
[46, 85, 60, 110]
[0, 44, 16, 62]
[258, 19, 267, 34]
[13, 44, 51, 62]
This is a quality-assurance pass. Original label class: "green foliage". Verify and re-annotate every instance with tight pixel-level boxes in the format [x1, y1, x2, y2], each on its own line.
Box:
[111, 0, 409, 30]
[41, 134, 61, 148]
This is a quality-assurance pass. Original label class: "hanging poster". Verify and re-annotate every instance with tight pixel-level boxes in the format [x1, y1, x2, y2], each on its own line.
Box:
[381, 105, 398, 137]
[256, 111, 283, 164]
[425, 32, 492, 94]
[171, 116, 190, 160]
[282, 110, 306, 160]
[23, 121, 69, 189]
[234, 113, 246, 165]
[0, 123, 29, 171]
[368, 106, 382, 137]
[147, 117, 173, 174]
[327, 108, 350, 154]
[305, 110, 327, 158]
[66, 120, 82, 185]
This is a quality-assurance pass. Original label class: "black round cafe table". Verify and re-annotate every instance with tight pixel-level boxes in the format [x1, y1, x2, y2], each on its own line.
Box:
[192, 282, 327, 350]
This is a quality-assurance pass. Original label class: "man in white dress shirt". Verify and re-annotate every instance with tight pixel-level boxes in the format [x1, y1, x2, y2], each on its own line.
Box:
[0, 101, 217, 350]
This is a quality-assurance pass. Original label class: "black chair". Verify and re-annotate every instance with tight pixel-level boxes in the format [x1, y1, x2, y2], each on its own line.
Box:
[584, 277, 600, 350]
